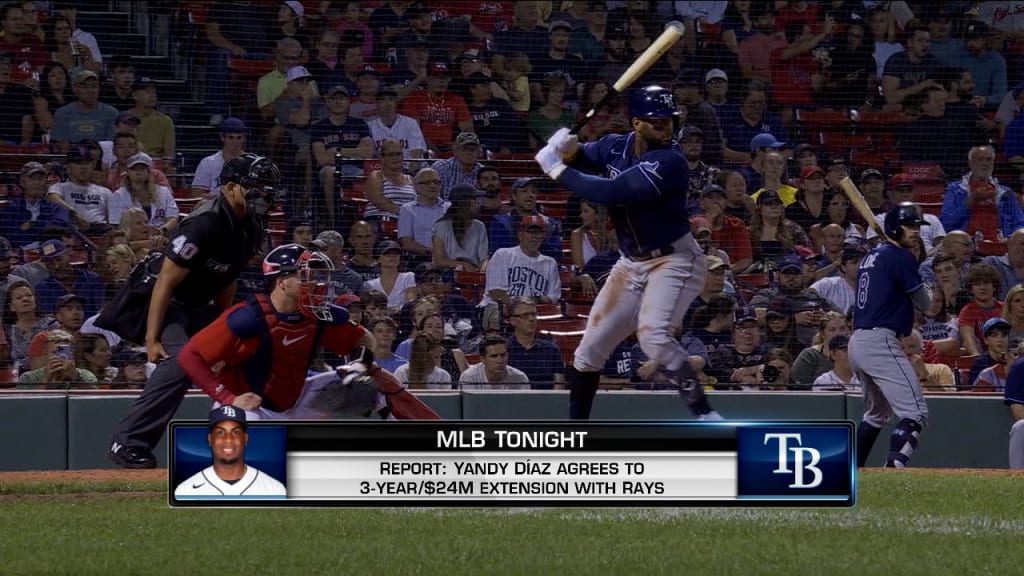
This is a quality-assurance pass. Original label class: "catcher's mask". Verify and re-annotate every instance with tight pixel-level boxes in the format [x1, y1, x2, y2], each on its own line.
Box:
[298, 250, 335, 321]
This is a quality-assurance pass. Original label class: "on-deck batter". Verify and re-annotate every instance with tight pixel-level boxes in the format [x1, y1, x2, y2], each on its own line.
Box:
[849, 202, 936, 468]
[534, 85, 722, 420]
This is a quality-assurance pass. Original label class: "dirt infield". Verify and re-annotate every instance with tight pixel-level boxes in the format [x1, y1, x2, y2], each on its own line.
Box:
[0, 467, 1020, 486]
[0, 468, 167, 484]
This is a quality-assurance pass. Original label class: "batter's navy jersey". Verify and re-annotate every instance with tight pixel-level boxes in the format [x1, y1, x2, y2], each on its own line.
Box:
[164, 196, 264, 309]
[565, 132, 690, 255]
[853, 243, 923, 337]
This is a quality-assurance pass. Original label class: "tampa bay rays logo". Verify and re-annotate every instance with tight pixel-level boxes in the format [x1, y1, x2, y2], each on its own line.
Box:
[221, 406, 237, 418]
[639, 161, 662, 180]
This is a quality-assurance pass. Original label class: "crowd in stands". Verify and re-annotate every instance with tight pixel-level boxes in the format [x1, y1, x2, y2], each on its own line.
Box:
[4, 1, 1024, 394]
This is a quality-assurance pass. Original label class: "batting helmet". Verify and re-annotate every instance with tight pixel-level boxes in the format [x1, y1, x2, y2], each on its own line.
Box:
[627, 85, 680, 120]
[883, 202, 927, 239]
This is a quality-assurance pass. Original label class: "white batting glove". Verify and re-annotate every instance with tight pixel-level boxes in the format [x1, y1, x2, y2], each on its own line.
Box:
[534, 144, 567, 180]
[546, 127, 578, 157]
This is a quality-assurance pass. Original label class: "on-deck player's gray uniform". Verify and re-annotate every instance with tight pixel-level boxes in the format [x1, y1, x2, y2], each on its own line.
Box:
[849, 203, 932, 468]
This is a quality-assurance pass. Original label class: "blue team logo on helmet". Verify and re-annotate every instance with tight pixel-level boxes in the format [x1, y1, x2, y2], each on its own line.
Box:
[627, 85, 681, 120]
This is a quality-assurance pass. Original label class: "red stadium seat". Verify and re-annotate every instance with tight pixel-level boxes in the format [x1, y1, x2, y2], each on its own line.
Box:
[453, 270, 486, 287]
[564, 303, 591, 318]
[912, 181, 947, 204]
[902, 163, 946, 181]
[977, 240, 1008, 257]
[536, 303, 562, 319]
[538, 317, 587, 333]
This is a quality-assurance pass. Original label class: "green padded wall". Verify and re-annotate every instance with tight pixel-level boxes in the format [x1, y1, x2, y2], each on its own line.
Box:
[68, 395, 212, 470]
[0, 395, 67, 471]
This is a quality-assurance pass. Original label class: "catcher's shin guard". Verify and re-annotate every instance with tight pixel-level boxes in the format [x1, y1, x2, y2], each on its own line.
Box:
[372, 369, 442, 420]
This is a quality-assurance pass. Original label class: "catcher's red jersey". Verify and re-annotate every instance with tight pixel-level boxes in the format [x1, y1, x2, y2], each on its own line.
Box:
[179, 294, 365, 410]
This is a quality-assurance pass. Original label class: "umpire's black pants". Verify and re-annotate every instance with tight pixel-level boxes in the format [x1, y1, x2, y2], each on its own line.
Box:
[110, 303, 219, 452]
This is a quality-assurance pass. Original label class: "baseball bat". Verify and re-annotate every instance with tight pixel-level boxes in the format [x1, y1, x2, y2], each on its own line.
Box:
[838, 176, 890, 243]
[569, 20, 685, 135]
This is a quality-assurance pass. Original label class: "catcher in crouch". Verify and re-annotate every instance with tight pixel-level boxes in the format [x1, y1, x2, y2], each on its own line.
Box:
[177, 243, 440, 420]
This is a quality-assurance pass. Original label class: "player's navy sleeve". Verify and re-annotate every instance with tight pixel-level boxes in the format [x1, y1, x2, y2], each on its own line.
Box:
[560, 147, 686, 204]
[1006, 357, 1024, 406]
[896, 248, 925, 294]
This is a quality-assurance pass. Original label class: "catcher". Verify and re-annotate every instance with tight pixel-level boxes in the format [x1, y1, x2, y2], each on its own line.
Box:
[177, 243, 440, 420]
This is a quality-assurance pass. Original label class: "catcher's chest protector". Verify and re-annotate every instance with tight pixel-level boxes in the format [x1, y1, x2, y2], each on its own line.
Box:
[237, 294, 321, 410]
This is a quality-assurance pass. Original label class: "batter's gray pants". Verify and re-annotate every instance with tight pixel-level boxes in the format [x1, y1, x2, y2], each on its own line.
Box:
[848, 328, 929, 429]
[111, 303, 220, 452]
[1010, 420, 1024, 469]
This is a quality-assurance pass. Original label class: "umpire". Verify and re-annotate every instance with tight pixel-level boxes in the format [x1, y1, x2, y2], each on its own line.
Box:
[107, 153, 281, 469]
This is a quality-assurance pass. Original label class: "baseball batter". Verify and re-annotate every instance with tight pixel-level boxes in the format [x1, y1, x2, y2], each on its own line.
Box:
[174, 406, 286, 498]
[849, 202, 935, 468]
[534, 85, 721, 420]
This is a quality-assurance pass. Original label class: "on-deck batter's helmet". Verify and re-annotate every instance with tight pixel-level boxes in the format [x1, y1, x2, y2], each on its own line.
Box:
[883, 202, 927, 239]
[627, 85, 680, 120]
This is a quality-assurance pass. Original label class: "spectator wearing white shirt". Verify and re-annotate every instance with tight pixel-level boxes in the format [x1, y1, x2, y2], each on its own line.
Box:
[479, 215, 561, 331]
[365, 86, 426, 167]
[109, 153, 179, 233]
[53, 4, 102, 67]
[809, 244, 864, 316]
[812, 334, 861, 392]
[363, 240, 416, 312]
[46, 142, 112, 232]
[459, 334, 530, 390]
[398, 167, 449, 262]
[190, 117, 247, 198]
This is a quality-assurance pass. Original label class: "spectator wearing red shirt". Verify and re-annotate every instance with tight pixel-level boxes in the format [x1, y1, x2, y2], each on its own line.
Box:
[0, 3, 44, 82]
[699, 184, 752, 275]
[959, 263, 1005, 356]
[738, 3, 787, 84]
[399, 61, 473, 155]
[774, 0, 820, 35]
[769, 17, 835, 116]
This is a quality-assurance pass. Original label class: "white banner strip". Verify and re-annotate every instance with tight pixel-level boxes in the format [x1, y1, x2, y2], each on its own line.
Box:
[286, 451, 737, 500]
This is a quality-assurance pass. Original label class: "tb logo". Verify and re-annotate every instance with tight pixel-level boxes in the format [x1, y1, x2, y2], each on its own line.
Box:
[764, 433, 823, 488]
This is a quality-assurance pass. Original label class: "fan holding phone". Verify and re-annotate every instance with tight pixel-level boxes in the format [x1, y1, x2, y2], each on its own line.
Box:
[15, 330, 97, 389]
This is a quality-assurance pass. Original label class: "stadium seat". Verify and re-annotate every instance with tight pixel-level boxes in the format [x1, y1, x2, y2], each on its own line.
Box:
[912, 181, 947, 204]
[465, 353, 481, 365]
[454, 270, 486, 287]
[918, 202, 943, 217]
[902, 163, 946, 181]
[977, 240, 1007, 257]
[564, 303, 591, 318]
[538, 317, 587, 333]
[491, 153, 543, 178]
[536, 303, 562, 319]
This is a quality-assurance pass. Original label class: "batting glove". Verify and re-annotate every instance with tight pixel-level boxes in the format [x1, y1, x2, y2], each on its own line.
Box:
[534, 144, 567, 180]
[546, 127, 579, 159]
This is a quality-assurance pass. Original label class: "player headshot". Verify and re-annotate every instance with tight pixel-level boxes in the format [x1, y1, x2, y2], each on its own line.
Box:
[174, 406, 286, 498]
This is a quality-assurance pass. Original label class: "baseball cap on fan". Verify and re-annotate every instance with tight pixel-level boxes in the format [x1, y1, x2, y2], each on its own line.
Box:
[749, 133, 786, 152]
[286, 66, 312, 82]
[983, 317, 1011, 335]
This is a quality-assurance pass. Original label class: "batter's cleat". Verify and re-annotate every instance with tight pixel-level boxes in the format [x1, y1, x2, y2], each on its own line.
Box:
[697, 411, 724, 421]
[108, 444, 157, 469]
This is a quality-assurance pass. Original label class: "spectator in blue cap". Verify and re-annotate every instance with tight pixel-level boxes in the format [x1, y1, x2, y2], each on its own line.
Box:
[33, 238, 104, 317]
[0, 162, 70, 249]
[190, 117, 248, 199]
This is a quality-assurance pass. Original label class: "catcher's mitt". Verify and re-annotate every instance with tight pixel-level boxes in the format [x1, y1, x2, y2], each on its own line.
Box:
[309, 362, 380, 416]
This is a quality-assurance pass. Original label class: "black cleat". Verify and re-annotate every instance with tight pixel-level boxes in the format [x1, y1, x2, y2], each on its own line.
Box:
[108, 445, 157, 469]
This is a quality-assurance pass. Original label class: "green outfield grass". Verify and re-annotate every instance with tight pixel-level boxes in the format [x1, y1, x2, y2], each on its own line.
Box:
[3, 471, 1022, 575]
